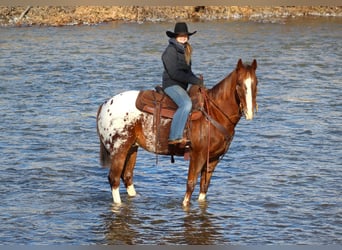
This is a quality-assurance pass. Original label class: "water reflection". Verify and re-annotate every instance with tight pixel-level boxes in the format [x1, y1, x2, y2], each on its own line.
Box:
[101, 199, 225, 244]
[103, 203, 140, 244]
[180, 202, 226, 244]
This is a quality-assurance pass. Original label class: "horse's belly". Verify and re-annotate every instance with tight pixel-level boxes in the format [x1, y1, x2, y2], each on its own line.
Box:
[97, 90, 142, 152]
[140, 115, 171, 154]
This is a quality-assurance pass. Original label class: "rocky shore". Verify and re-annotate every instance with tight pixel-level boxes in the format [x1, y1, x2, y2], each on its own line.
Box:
[1, 6, 341, 26]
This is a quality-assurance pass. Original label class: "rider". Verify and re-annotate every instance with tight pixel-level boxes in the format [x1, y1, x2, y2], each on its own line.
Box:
[162, 22, 203, 145]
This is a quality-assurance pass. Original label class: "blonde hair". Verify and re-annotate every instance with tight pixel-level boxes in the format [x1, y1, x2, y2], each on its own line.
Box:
[184, 42, 192, 65]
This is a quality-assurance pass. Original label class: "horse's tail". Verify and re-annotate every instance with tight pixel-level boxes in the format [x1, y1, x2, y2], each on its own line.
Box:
[97, 104, 112, 168]
[99, 139, 111, 167]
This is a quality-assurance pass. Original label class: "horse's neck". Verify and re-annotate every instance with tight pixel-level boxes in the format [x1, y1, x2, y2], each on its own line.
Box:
[208, 71, 241, 122]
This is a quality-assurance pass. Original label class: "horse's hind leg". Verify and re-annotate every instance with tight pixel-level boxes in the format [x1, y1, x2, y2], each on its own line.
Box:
[122, 145, 138, 197]
[108, 153, 126, 204]
[108, 143, 136, 203]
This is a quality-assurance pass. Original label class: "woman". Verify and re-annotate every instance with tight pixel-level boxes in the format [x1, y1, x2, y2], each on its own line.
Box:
[162, 22, 203, 145]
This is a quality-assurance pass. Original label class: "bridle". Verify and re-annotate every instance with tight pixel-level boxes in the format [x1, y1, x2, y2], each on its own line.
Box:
[199, 87, 241, 141]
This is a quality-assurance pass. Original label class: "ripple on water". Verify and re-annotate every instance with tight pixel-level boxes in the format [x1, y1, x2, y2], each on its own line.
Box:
[0, 18, 341, 244]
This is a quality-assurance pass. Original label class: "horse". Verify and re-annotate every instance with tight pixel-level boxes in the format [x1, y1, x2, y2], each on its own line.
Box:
[96, 58, 258, 206]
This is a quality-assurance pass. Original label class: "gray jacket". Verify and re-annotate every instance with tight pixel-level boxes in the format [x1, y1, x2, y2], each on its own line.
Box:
[162, 38, 201, 90]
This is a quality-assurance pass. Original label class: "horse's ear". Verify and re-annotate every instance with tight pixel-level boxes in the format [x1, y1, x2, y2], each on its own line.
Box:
[237, 59, 243, 70]
[252, 59, 257, 70]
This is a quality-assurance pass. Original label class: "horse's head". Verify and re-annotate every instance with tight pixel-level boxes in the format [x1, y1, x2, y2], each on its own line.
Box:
[235, 59, 258, 120]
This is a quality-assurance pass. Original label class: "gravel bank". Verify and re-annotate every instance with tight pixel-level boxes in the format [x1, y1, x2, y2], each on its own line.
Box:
[1, 6, 341, 26]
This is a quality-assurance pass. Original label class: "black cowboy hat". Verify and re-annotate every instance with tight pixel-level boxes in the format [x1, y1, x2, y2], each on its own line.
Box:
[166, 22, 197, 38]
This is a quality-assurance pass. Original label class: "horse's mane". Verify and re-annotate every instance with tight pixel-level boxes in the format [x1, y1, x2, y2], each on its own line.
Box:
[209, 69, 237, 100]
[208, 61, 256, 100]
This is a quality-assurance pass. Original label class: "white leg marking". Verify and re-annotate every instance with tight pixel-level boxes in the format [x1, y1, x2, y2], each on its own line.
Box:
[127, 184, 136, 197]
[183, 196, 190, 207]
[112, 187, 121, 203]
[244, 76, 254, 120]
[198, 193, 206, 201]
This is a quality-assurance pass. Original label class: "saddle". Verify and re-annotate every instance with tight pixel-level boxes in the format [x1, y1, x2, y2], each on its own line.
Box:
[135, 85, 206, 162]
[135, 85, 204, 120]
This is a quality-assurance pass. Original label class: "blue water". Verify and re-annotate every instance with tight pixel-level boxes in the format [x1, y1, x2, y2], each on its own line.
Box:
[0, 17, 341, 244]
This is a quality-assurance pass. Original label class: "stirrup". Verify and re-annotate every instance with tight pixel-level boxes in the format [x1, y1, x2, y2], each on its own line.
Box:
[168, 138, 190, 145]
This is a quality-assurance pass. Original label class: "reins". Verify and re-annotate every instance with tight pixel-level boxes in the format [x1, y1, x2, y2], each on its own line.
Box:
[201, 88, 241, 128]
[198, 87, 238, 182]
[199, 87, 239, 141]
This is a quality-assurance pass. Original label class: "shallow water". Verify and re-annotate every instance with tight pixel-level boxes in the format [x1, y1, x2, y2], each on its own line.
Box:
[0, 17, 341, 244]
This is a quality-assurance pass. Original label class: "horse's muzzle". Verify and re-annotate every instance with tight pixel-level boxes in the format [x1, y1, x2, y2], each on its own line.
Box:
[244, 109, 254, 120]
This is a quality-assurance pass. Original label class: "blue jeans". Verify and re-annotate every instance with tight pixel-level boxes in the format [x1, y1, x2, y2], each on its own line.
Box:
[164, 85, 192, 141]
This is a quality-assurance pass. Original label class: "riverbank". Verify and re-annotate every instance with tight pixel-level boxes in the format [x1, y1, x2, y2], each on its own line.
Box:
[1, 6, 341, 26]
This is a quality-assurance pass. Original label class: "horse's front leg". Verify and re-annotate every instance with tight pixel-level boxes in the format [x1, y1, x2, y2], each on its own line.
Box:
[122, 145, 138, 197]
[183, 153, 206, 207]
[198, 159, 219, 202]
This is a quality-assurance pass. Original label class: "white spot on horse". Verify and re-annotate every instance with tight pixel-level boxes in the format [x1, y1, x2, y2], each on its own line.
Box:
[198, 193, 206, 201]
[141, 114, 170, 152]
[127, 184, 136, 196]
[97, 90, 142, 154]
[183, 195, 190, 207]
[112, 187, 121, 203]
[244, 76, 254, 120]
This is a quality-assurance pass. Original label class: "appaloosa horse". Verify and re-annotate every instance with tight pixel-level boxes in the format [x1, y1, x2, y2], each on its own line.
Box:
[97, 59, 258, 206]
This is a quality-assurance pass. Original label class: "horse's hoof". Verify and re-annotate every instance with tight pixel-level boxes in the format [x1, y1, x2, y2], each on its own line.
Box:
[182, 202, 190, 207]
[127, 184, 136, 196]
[198, 193, 206, 201]
[182, 198, 190, 207]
